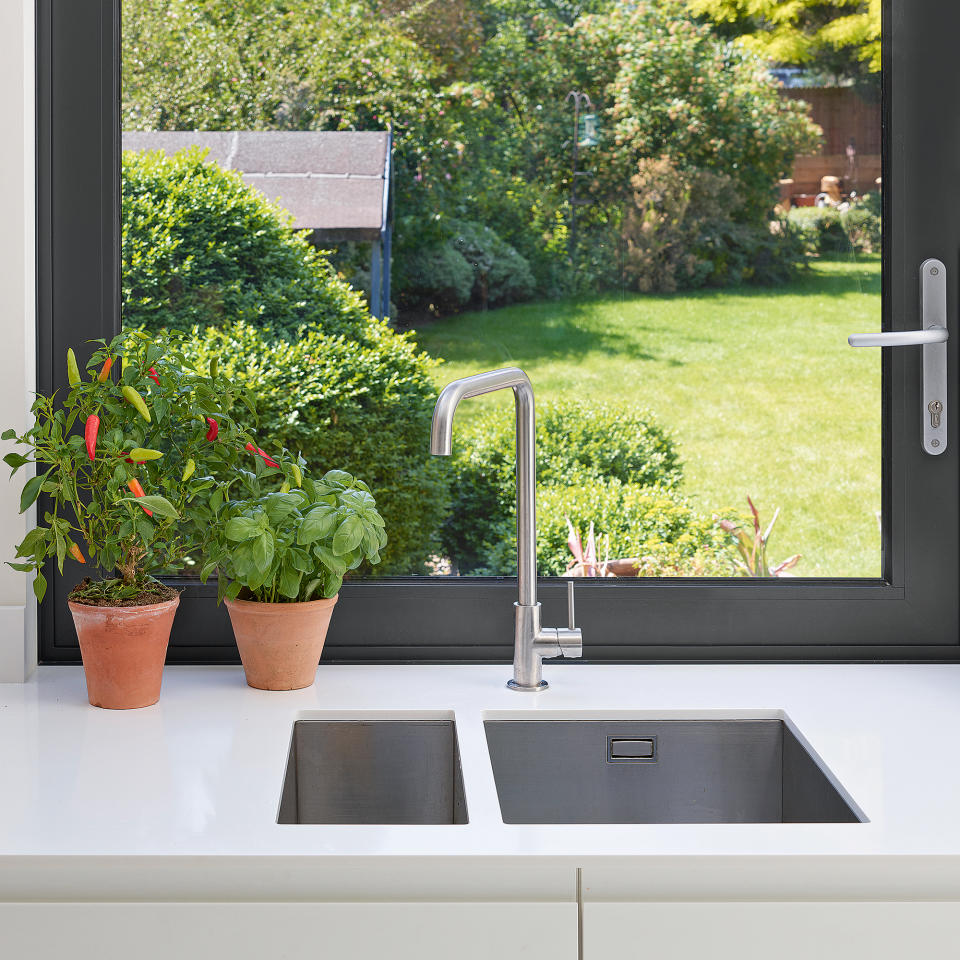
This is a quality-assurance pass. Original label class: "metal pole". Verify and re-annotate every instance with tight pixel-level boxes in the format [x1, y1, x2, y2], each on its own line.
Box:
[567, 92, 580, 261]
[370, 237, 382, 319]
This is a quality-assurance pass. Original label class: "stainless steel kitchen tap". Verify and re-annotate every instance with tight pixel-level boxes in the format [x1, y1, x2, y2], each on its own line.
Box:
[429, 367, 583, 690]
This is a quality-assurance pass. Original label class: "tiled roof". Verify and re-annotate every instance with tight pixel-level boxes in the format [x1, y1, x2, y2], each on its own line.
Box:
[122, 131, 391, 241]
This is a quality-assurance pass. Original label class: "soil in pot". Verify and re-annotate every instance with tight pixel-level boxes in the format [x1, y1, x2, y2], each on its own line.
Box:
[225, 595, 338, 690]
[68, 580, 180, 709]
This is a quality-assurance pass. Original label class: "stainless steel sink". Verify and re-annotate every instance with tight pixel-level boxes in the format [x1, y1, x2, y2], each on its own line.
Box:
[484, 719, 862, 824]
[278, 720, 468, 824]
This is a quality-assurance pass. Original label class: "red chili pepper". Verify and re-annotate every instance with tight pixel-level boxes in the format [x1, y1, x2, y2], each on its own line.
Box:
[127, 478, 153, 516]
[205, 417, 219, 441]
[245, 442, 280, 468]
[68, 543, 86, 565]
[123, 457, 146, 465]
[97, 358, 113, 382]
[147, 367, 160, 386]
[84, 414, 99, 461]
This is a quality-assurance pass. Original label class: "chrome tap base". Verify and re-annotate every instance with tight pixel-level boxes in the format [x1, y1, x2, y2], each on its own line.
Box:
[507, 679, 549, 692]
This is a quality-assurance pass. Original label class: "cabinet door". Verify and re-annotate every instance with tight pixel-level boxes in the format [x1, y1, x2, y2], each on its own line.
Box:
[3, 902, 578, 960]
[583, 902, 960, 960]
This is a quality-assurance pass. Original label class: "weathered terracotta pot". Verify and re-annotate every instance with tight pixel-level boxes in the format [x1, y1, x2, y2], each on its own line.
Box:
[225, 595, 339, 691]
[68, 597, 179, 709]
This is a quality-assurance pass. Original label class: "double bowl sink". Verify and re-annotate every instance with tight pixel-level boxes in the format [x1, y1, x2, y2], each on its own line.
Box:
[278, 716, 863, 825]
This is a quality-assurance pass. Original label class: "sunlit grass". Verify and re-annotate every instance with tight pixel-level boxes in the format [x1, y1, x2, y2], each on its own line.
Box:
[412, 256, 882, 577]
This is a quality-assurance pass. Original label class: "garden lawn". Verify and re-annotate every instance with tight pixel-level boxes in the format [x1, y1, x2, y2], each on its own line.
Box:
[413, 257, 882, 578]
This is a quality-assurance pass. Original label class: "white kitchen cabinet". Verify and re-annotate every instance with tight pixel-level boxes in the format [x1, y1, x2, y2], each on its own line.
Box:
[2, 901, 578, 960]
[582, 901, 960, 960]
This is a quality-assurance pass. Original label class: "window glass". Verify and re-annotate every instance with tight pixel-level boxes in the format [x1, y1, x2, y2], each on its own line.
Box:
[122, 0, 882, 580]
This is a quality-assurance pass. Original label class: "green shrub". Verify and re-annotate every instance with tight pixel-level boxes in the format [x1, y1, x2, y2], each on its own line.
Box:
[395, 220, 535, 314]
[122, 148, 372, 338]
[787, 204, 881, 256]
[442, 402, 682, 573]
[480, 475, 736, 577]
[449, 220, 536, 307]
[623, 157, 805, 293]
[394, 240, 475, 314]
[184, 318, 448, 576]
[840, 206, 882, 254]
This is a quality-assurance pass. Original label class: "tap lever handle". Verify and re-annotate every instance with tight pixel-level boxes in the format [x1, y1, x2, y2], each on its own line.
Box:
[567, 580, 576, 630]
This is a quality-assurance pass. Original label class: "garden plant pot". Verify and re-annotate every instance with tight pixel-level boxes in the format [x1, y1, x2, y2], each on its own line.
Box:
[225, 595, 339, 690]
[68, 596, 179, 709]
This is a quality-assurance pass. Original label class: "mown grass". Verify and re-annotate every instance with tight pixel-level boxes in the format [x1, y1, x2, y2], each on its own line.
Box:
[412, 257, 882, 577]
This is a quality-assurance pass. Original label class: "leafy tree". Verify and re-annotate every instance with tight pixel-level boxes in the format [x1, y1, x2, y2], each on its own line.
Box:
[686, 0, 881, 80]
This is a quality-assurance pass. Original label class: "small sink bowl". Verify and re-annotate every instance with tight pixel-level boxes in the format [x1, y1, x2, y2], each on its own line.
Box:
[484, 718, 862, 824]
[279, 719, 468, 824]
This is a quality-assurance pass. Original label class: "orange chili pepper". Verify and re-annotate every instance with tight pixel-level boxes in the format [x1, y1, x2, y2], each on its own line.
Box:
[127, 478, 153, 517]
[68, 543, 86, 565]
[97, 357, 114, 382]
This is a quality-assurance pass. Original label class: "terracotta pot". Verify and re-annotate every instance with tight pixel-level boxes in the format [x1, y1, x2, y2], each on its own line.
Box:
[225, 594, 338, 690]
[68, 597, 179, 709]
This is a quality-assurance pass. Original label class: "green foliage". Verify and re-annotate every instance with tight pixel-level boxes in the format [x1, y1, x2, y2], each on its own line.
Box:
[450, 220, 536, 307]
[123, 148, 371, 339]
[3, 332, 263, 602]
[558, 2, 822, 223]
[482, 475, 736, 576]
[623, 157, 806, 292]
[838, 205, 881, 255]
[394, 239, 476, 314]
[442, 401, 682, 573]
[123, 0, 821, 315]
[203, 468, 386, 603]
[788, 203, 881, 255]
[185, 320, 447, 575]
[397, 219, 536, 313]
[122, 0, 444, 135]
[687, 0, 881, 78]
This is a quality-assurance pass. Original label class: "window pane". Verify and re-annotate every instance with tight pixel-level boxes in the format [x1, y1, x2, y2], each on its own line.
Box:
[121, 0, 882, 580]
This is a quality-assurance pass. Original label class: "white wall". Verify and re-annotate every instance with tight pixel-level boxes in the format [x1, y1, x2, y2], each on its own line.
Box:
[0, 0, 36, 682]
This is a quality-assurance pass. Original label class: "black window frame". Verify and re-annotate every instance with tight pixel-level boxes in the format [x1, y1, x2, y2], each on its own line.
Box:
[36, 0, 960, 664]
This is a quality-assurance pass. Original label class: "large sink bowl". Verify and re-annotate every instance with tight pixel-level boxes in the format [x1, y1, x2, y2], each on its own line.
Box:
[279, 719, 468, 824]
[484, 718, 862, 824]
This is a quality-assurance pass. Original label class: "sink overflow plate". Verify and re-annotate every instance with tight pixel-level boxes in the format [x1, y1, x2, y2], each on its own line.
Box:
[607, 736, 657, 762]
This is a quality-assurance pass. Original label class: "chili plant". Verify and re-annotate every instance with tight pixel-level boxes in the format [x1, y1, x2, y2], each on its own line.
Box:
[3, 331, 272, 604]
[202, 467, 387, 604]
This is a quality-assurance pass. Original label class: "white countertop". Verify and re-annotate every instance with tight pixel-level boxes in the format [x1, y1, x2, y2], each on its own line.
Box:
[3, 662, 960, 902]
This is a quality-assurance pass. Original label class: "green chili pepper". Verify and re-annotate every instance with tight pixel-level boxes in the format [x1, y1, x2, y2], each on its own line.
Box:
[66, 349, 81, 387]
[122, 386, 151, 423]
[181, 458, 196, 482]
[280, 481, 290, 494]
[291, 463, 303, 488]
[127, 447, 162, 461]
[209, 356, 218, 379]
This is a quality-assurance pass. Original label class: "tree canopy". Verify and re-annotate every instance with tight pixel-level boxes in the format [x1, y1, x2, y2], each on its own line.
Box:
[687, 0, 881, 80]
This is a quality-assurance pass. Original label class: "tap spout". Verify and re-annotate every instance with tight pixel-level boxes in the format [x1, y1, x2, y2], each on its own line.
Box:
[430, 367, 533, 456]
[430, 367, 536, 607]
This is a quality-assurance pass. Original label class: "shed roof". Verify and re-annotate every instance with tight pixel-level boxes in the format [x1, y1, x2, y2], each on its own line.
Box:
[121, 131, 391, 242]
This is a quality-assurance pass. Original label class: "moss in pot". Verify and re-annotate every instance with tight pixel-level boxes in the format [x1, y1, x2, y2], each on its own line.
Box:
[3, 332, 254, 708]
[203, 466, 386, 690]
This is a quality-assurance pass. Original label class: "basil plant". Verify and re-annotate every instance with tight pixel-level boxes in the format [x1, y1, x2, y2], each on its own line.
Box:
[203, 468, 387, 603]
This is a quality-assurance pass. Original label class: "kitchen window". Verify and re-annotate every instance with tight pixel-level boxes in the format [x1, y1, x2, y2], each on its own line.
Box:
[36, 0, 959, 663]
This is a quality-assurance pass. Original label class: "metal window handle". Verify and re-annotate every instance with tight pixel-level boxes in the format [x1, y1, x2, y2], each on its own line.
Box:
[848, 258, 949, 455]
[848, 328, 948, 347]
